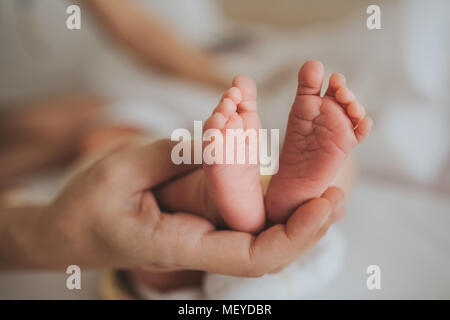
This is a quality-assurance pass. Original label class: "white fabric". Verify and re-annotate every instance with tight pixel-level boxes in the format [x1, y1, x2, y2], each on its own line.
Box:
[0, 0, 103, 105]
[0, 0, 224, 106]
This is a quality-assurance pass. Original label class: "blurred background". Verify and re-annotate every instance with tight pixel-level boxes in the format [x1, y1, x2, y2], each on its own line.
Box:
[0, 0, 449, 299]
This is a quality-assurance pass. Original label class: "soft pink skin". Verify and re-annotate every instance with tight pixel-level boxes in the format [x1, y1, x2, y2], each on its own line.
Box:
[203, 75, 265, 233]
[155, 60, 371, 233]
[130, 61, 371, 291]
[265, 60, 372, 224]
[153, 75, 264, 234]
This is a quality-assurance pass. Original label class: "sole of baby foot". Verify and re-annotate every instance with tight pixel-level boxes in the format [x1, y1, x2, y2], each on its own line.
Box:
[203, 75, 265, 234]
[265, 60, 372, 224]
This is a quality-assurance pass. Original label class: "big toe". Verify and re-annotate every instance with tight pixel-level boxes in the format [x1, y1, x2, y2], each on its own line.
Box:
[297, 59, 325, 96]
[232, 74, 257, 102]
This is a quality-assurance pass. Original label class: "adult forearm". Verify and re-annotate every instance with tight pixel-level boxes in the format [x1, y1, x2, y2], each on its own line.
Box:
[0, 206, 79, 270]
[86, 0, 226, 87]
[0, 206, 47, 269]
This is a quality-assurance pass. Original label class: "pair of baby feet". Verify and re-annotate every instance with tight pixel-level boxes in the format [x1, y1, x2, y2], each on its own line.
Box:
[203, 60, 372, 233]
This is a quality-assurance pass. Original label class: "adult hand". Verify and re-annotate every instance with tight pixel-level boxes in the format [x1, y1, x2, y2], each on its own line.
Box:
[0, 139, 344, 276]
[0, 95, 103, 182]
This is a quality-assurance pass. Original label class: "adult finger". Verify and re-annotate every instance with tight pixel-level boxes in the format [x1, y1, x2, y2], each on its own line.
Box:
[321, 186, 346, 223]
[148, 197, 333, 277]
[269, 186, 345, 273]
[98, 139, 201, 192]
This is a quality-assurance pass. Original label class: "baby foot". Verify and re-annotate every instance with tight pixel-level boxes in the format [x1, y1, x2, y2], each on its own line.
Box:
[265, 60, 372, 223]
[203, 75, 265, 233]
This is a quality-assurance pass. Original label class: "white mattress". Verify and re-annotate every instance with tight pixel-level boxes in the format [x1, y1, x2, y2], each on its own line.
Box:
[311, 179, 450, 299]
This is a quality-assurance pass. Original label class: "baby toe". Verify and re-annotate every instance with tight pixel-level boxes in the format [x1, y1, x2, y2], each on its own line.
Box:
[355, 117, 373, 143]
[347, 101, 366, 123]
[214, 98, 237, 118]
[325, 72, 346, 97]
[222, 87, 242, 104]
[226, 112, 244, 129]
[232, 74, 257, 102]
[335, 87, 355, 105]
[204, 112, 227, 131]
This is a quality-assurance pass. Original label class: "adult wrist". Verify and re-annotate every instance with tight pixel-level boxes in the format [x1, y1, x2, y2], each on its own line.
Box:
[0, 206, 48, 269]
[0, 204, 86, 270]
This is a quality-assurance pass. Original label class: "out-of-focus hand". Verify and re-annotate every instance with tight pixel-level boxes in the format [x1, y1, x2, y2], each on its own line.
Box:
[1, 139, 344, 275]
[0, 96, 103, 182]
[86, 0, 228, 89]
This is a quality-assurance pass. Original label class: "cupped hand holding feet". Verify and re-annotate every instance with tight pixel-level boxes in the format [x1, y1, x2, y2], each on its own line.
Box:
[156, 60, 371, 235]
[0, 139, 344, 276]
[0, 60, 364, 277]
